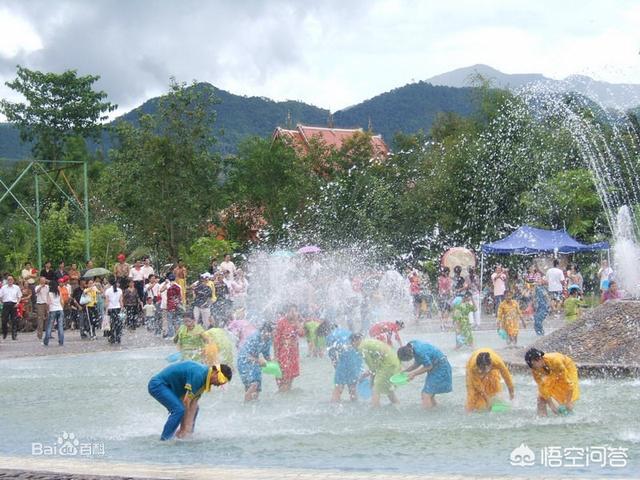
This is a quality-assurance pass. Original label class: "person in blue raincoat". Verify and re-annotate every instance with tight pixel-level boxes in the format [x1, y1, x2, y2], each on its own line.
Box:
[397, 340, 452, 409]
[318, 321, 363, 402]
[237, 322, 273, 401]
[147, 360, 232, 441]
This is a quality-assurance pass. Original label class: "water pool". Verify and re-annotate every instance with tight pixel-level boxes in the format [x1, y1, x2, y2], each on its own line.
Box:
[2, 330, 637, 477]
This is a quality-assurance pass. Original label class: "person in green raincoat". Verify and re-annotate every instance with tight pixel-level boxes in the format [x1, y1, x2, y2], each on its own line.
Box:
[174, 315, 208, 361]
[303, 319, 325, 357]
[452, 292, 475, 349]
[351, 334, 400, 407]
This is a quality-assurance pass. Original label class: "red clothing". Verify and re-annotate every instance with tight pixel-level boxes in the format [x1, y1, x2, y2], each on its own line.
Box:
[274, 317, 304, 381]
[438, 275, 452, 295]
[369, 321, 402, 346]
[166, 284, 182, 312]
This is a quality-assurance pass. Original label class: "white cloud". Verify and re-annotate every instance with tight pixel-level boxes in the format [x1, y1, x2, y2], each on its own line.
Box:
[0, 7, 42, 59]
[0, 0, 638, 120]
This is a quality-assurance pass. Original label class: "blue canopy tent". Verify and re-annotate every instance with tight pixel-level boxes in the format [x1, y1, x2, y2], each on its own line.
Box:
[479, 225, 609, 316]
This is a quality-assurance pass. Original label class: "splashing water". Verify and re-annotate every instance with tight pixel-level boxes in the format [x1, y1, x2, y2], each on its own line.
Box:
[613, 206, 640, 297]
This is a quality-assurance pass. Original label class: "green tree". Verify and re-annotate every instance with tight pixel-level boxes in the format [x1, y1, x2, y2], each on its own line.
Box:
[224, 137, 318, 242]
[180, 236, 238, 278]
[520, 169, 604, 239]
[102, 79, 220, 258]
[0, 66, 116, 162]
[68, 223, 127, 268]
[40, 202, 79, 263]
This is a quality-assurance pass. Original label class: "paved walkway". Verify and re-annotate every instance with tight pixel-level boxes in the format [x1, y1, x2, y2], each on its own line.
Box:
[0, 457, 599, 480]
[0, 312, 567, 362]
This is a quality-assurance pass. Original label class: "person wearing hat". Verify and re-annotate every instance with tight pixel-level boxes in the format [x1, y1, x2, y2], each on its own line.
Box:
[525, 348, 579, 416]
[148, 360, 232, 441]
[563, 285, 586, 323]
[397, 340, 451, 409]
[465, 348, 514, 412]
[113, 254, 130, 289]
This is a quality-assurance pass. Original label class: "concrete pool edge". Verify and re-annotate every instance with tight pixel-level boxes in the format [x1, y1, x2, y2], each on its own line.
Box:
[0, 456, 617, 480]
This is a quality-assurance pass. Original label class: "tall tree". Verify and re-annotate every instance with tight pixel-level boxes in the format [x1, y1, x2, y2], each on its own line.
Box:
[102, 80, 220, 259]
[0, 66, 116, 162]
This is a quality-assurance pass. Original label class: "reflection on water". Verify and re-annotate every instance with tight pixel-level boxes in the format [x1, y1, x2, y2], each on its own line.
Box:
[2, 329, 637, 477]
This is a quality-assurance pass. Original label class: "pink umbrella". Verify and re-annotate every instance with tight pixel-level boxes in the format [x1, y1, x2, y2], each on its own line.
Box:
[297, 245, 322, 254]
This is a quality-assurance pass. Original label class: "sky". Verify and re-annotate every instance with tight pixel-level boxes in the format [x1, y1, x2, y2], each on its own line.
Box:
[0, 0, 638, 118]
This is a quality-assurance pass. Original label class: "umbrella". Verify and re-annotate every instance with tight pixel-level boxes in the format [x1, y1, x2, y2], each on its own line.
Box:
[297, 245, 322, 254]
[441, 247, 476, 276]
[82, 267, 112, 278]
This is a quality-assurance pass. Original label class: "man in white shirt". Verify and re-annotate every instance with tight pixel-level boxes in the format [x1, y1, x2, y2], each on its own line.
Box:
[142, 257, 155, 282]
[219, 254, 236, 279]
[1, 275, 23, 340]
[546, 259, 565, 314]
[34, 276, 50, 340]
[129, 260, 146, 302]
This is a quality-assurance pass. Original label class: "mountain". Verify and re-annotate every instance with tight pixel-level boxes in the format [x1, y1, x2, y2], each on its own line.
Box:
[427, 64, 640, 110]
[0, 82, 477, 160]
[115, 85, 330, 155]
[333, 82, 475, 142]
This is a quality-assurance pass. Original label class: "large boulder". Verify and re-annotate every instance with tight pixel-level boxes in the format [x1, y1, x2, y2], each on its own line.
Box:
[505, 301, 640, 377]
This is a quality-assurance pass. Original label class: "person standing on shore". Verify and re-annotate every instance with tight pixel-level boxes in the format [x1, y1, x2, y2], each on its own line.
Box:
[114, 254, 130, 289]
[491, 265, 507, 314]
[597, 259, 614, 293]
[0, 275, 22, 340]
[34, 276, 49, 340]
[43, 281, 64, 346]
[545, 260, 565, 315]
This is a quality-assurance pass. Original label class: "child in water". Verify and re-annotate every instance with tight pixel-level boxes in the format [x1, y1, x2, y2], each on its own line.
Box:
[497, 290, 522, 347]
[452, 292, 475, 349]
[563, 285, 586, 323]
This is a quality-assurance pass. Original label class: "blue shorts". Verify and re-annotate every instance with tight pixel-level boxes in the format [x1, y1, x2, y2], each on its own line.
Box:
[423, 358, 452, 395]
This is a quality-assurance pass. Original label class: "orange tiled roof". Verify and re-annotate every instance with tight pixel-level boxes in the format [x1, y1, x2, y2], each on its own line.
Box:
[273, 124, 389, 158]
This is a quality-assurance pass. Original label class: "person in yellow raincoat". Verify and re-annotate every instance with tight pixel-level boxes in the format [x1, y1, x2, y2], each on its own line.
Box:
[525, 348, 579, 416]
[203, 327, 234, 367]
[465, 348, 515, 412]
[497, 290, 522, 347]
